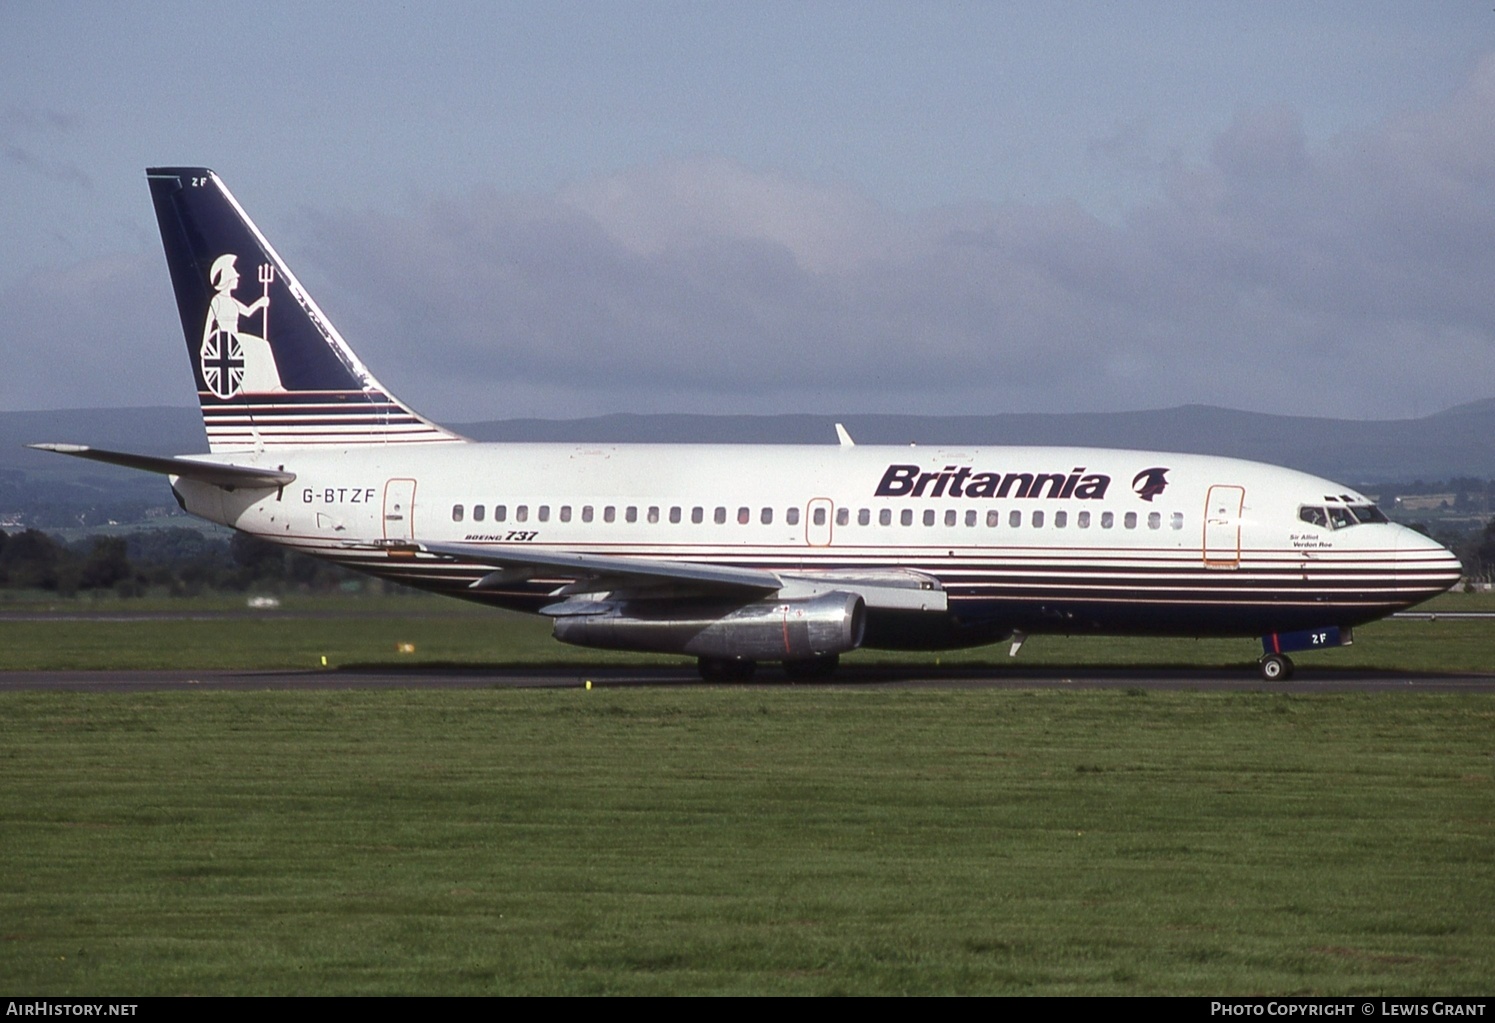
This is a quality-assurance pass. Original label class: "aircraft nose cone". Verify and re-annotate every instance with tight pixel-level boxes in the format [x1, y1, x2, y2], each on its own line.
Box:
[1396, 524, 1463, 597]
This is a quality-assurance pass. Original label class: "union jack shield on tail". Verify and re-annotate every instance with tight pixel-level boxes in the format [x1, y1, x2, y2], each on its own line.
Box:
[200, 328, 245, 398]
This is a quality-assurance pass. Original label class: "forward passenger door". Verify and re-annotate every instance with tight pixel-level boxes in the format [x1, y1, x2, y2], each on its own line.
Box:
[1203, 485, 1244, 568]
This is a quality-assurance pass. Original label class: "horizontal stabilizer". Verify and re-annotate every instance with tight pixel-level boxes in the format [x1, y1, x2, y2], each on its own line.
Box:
[28, 444, 295, 488]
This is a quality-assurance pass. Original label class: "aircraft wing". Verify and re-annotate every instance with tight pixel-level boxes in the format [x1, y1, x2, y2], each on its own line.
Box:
[29, 444, 296, 489]
[414, 540, 946, 611]
[416, 540, 782, 595]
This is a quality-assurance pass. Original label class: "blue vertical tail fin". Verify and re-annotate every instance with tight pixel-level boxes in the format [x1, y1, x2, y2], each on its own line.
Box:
[146, 167, 464, 452]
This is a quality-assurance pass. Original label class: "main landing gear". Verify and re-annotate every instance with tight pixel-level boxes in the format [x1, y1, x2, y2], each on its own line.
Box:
[1258, 653, 1294, 681]
[697, 657, 756, 681]
[782, 654, 840, 680]
[695, 654, 842, 682]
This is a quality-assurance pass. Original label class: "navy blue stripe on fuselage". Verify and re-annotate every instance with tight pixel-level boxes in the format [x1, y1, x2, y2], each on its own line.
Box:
[283, 533, 1456, 639]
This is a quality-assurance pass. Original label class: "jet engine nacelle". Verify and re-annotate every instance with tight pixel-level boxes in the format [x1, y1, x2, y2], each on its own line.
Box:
[551, 591, 867, 661]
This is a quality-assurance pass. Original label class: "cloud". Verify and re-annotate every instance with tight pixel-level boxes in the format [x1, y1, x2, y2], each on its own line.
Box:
[557, 156, 905, 274]
[0, 105, 91, 189]
[304, 47, 1495, 422]
[10, 55, 1495, 423]
[0, 254, 188, 411]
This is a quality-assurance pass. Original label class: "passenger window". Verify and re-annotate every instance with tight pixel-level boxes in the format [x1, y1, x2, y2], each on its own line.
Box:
[787, 508, 800, 526]
[715, 507, 726, 524]
[1101, 511, 1113, 529]
[581, 506, 593, 523]
[1032, 510, 1044, 528]
[691, 507, 703, 524]
[668, 506, 681, 524]
[965, 510, 977, 527]
[495, 505, 507, 522]
[647, 506, 659, 524]
[738, 507, 750, 524]
[1148, 512, 1160, 530]
[1170, 512, 1183, 530]
[625, 506, 637, 523]
[900, 509, 913, 526]
[603, 506, 615, 523]
[559, 505, 571, 523]
[1009, 510, 1021, 528]
[944, 509, 956, 527]
[1054, 511, 1067, 528]
[452, 504, 464, 522]
[473, 504, 485, 522]
[836, 508, 848, 526]
[1078, 511, 1090, 528]
[987, 510, 1000, 527]
[879, 509, 892, 526]
[814, 507, 827, 526]
[516, 505, 528, 523]
[538, 505, 550, 522]
[1124, 511, 1136, 529]
[923, 509, 936, 527]
[761, 507, 773, 525]
[859, 508, 871, 526]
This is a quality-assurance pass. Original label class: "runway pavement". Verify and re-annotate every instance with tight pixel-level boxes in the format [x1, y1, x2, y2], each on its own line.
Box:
[3, 664, 1494, 693]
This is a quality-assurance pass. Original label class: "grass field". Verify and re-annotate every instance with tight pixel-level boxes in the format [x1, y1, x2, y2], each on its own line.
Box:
[1, 591, 1492, 995]
[1, 688, 1492, 995]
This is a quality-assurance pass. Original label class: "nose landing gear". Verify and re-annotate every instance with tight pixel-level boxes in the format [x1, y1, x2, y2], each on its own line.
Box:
[1258, 626, 1350, 682]
[1258, 653, 1294, 681]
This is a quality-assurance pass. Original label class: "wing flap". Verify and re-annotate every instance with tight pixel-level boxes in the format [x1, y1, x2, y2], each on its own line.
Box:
[778, 568, 948, 612]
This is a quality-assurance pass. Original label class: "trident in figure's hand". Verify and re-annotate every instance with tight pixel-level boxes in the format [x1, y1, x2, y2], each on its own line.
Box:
[258, 263, 275, 342]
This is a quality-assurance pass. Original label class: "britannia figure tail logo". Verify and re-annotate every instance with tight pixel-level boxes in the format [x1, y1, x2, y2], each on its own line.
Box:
[199, 253, 284, 398]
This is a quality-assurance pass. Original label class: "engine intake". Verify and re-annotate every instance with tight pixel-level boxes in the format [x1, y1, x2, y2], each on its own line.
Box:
[551, 592, 867, 661]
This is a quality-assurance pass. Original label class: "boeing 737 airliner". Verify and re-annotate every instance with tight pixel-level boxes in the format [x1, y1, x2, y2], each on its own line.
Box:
[34, 168, 1463, 680]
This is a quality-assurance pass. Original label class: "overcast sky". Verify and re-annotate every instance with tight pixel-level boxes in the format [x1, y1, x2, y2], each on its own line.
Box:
[4, 1, 1495, 422]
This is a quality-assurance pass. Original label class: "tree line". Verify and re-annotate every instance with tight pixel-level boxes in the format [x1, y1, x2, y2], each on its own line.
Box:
[0, 527, 363, 597]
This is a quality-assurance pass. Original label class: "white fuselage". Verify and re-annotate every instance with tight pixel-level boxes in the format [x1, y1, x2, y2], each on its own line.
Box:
[174, 440, 1462, 648]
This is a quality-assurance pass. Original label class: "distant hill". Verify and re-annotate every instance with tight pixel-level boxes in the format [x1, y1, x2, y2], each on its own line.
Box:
[0, 408, 208, 526]
[0, 406, 207, 465]
[2, 402, 1492, 522]
[1434, 397, 1495, 417]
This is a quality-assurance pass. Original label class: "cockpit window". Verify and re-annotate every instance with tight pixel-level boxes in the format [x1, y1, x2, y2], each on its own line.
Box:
[1327, 505, 1356, 529]
[1299, 503, 1389, 529]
